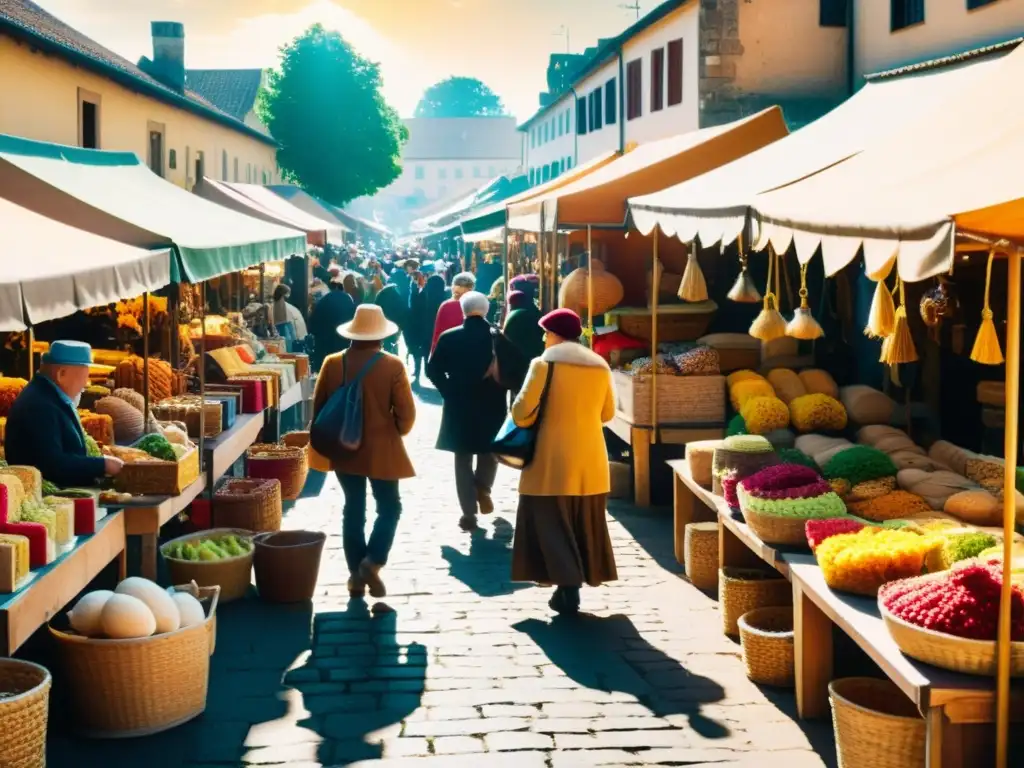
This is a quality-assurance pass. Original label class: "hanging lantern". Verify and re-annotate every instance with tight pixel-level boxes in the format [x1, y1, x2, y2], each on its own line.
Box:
[880, 277, 918, 365]
[727, 251, 761, 303]
[786, 263, 824, 340]
[970, 248, 1004, 365]
[864, 263, 896, 339]
[749, 245, 787, 341]
[678, 244, 708, 302]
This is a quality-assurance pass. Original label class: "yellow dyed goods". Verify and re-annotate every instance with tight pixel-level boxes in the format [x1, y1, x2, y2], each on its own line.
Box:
[816, 527, 940, 596]
[789, 393, 848, 433]
[0, 377, 27, 419]
[726, 370, 765, 388]
[43, 497, 74, 544]
[0, 474, 25, 513]
[0, 534, 29, 582]
[798, 369, 839, 399]
[765, 369, 806, 404]
[79, 410, 115, 447]
[739, 396, 789, 434]
[730, 379, 775, 411]
[0, 465, 41, 502]
[847, 490, 932, 522]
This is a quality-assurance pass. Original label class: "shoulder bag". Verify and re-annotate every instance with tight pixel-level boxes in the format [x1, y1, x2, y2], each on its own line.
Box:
[490, 362, 555, 469]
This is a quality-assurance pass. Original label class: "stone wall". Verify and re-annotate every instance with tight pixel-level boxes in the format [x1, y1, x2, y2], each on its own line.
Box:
[698, 0, 746, 127]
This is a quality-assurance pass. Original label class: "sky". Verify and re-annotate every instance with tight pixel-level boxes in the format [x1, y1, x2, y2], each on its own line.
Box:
[34, 0, 650, 121]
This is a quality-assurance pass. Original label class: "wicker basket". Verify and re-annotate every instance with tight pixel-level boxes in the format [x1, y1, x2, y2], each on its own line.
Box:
[0, 659, 50, 766]
[615, 302, 717, 342]
[246, 443, 308, 500]
[161, 529, 254, 603]
[213, 478, 282, 533]
[720, 567, 791, 637]
[685, 440, 722, 487]
[684, 522, 719, 591]
[712, 447, 778, 496]
[114, 442, 200, 496]
[830, 677, 925, 768]
[48, 586, 219, 738]
[738, 606, 795, 686]
[253, 530, 326, 603]
[879, 597, 1024, 676]
[739, 505, 810, 547]
[282, 431, 311, 451]
[612, 371, 726, 426]
[152, 398, 223, 439]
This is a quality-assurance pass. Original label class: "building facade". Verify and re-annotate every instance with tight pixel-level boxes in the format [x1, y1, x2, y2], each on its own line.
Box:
[520, 0, 849, 185]
[0, 1, 280, 191]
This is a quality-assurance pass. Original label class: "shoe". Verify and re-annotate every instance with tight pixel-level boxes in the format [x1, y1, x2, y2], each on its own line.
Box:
[548, 587, 580, 615]
[347, 576, 366, 598]
[459, 514, 478, 531]
[358, 559, 386, 598]
[476, 488, 494, 515]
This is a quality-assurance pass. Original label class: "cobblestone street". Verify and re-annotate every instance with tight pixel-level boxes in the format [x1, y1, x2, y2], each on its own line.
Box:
[45, 382, 836, 767]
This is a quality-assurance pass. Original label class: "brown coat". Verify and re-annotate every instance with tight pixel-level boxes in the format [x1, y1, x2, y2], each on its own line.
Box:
[309, 346, 416, 480]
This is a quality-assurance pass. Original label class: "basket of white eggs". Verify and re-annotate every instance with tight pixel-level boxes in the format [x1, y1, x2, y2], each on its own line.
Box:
[49, 577, 219, 738]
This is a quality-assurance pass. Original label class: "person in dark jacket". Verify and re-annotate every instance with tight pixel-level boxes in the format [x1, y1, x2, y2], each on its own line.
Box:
[427, 291, 508, 531]
[502, 290, 544, 363]
[5, 340, 123, 487]
[309, 280, 355, 371]
[408, 274, 445, 384]
[374, 283, 408, 355]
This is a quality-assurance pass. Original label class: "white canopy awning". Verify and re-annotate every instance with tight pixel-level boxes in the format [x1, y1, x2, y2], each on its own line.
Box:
[461, 226, 504, 243]
[628, 51, 1008, 249]
[0, 196, 170, 330]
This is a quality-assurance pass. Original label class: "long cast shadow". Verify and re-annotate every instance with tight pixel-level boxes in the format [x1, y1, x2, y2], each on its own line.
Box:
[441, 516, 528, 597]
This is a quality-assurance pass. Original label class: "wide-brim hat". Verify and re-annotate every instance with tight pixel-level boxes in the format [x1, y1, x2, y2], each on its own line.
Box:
[41, 339, 92, 367]
[337, 305, 398, 341]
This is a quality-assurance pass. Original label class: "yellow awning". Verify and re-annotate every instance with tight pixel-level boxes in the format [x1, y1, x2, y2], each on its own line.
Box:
[509, 107, 788, 233]
[750, 45, 1024, 281]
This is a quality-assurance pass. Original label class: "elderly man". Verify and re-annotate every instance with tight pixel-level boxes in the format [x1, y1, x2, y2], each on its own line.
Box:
[430, 271, 476, 355]
[5, 340, 123, 487]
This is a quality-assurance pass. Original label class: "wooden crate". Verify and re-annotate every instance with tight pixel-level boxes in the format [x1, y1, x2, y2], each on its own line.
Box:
[613, 371, 725, 426]
[114, 443, 201, 497]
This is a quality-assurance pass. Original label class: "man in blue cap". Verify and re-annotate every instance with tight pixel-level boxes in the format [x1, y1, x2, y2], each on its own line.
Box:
[5, 340, 124, 487]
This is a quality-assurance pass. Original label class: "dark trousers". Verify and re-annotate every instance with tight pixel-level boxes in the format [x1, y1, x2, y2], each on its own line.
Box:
[336, 473, 402, 574]
[453, 452, 498, 517]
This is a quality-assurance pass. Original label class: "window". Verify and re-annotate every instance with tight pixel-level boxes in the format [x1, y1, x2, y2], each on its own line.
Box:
[438, 167, 447, 179]
[558, 111, 564, 137]
[168, 149, 177, 170]
[488, 165, 496, 176]
[967, 0, 998, 8]
[550, 117, 556, 140]
[550, 161, 559, 179]
[473, 166, 481, 177]
[651, 48, 666, 112]
[415, 165, 425, 180]
[589, 90, 603, 131]
[577, 96, 588, 135]
[454, 167, 463, 179]
[820, 0, 848, 26]
[147, 121, 165, 176]
[543, 122, 549, 143]
[627, 59, 643, 120]
[566, 108, 572, 133]
[605, 79, 617, 124]
[667, 39, 684, 106]
[530, 168, 536, 185]
[531, 127, 536, 147]
[263, 171, 270, 184]
[194, 151, 205, 183]
[233, 157, 239, 182]
[891, 0, 924, 30]
[78, 88, 100, 148]
[541, 165, 550, 183]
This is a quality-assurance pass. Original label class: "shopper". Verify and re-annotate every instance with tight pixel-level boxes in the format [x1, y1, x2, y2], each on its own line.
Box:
[427, 291, 508, 531]
[310, 304, 416, 599]
[308, 279, 355, 371]
[502, 290, 544, 363]
[510, 308, 618, 614]
[408, 273, 445, 384]
[430, 271, 476, 354]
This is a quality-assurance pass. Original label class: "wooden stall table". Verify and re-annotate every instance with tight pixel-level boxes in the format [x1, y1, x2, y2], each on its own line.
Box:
[0, 510, 126, 655]
[121, 477, 207, 580]
[668, 460, 1024, 767]
[203, 411, 267, 486]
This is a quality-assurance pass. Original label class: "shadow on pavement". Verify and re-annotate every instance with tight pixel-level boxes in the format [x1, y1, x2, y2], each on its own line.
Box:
[410, 379, 443, 406]
[515, 613, 729, 739]
[606, 498, 684, 575]
[441, 516, 528, 597]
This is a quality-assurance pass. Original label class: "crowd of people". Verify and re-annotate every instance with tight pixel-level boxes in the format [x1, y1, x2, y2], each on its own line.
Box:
[305, 244, 618, 615]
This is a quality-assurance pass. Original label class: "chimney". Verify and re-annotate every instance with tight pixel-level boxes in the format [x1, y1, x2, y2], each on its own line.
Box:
[151, 21, 185, 91]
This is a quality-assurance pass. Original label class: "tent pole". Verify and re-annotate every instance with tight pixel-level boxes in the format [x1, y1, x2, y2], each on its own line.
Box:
[502, 226, 509, 324]
[996, 244, 1020, 768]
[142, 292, 150, 427]
[587, 225, 594, 347]
[259, 264, 267, 336]
[539, 209, 546, 312]
[198, 282, 207, 482]
[651, 229, 659, 439]
[26, 326, 34, 380]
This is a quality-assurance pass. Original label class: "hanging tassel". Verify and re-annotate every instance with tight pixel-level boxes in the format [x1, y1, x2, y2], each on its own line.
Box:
[970, 247, 1004, 365]
[678, 244, 709, 302]
[864, 266, 896, 339]
[749, 245, 787, 341]
[727, 251, 761, 303]
[880, 277, 918, 365]
[786, 263, 824, 340]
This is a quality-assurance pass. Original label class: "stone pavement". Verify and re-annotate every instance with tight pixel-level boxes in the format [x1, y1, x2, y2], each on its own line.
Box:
[44, 381, 837, 768]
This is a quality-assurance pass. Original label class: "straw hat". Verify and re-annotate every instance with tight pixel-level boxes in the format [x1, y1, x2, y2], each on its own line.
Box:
[337, 305, 398, 341]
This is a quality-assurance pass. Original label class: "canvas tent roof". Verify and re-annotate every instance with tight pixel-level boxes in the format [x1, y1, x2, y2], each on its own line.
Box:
[509, 107, 788, 233]
[628, 52, 1008, 250]
[194, 178, 345, 247]
[748, 43, 1024, 282]
[0, 134, 306, 283]
[261, 187, 353, 236]
[0, 195, 170, 330]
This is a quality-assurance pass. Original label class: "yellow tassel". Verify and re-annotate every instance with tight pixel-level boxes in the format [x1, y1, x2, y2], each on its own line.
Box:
[865, 276, 896, 339]
[880, 279, 918, 365]
[728, 251, 761, 303]
[786, 263, 824, 340]
[969, 248, 1004, 365]
[678, 248, 709, 302]
[749, 246, 786, 341]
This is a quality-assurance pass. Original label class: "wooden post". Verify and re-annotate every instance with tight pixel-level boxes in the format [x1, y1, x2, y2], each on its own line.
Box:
[651, 230, 660, 432]
[586, 225, 594, 346]
[198, 282, 207, 481]
[26, 326, 34, 379]
[142, 292, 150, 426]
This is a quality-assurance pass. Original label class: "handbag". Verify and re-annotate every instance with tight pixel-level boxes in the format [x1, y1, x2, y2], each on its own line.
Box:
[491, 362, 555, 469]
[309, 351, 382, 460]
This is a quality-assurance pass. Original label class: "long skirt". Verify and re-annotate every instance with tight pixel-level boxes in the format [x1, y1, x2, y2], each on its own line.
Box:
[511, 494, 618, 588]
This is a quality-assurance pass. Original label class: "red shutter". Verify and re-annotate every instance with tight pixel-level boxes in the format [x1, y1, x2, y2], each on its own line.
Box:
[667, 39, 683, 106]
[651, 48, 665, 112]
[627, 59, 642, 120]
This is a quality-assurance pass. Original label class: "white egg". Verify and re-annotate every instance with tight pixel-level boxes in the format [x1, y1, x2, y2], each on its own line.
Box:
[100, 594, 157, 639]
[171, 592, 206, 628]
[67, 590, 114, 637]
[116, 577, 180, 634]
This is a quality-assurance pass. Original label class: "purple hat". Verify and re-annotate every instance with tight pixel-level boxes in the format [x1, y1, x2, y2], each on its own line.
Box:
[507, 290, 530, 310]
[539, 308, 582, 341]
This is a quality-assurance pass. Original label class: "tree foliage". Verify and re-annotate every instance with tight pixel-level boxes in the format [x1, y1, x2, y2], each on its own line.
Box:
[258, 24, 407, 205]
[414, 76, 506, 118]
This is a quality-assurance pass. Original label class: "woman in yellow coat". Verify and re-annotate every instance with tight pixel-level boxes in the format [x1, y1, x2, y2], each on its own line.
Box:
[510, 308, 618, 614]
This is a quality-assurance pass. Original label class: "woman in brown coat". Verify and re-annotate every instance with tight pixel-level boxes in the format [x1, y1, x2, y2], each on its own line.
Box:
[310, 304, 416, 599]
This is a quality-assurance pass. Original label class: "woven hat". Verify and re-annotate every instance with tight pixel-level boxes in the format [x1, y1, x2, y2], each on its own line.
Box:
[337, 305, 398, 341]
[539, 308, 582, 341]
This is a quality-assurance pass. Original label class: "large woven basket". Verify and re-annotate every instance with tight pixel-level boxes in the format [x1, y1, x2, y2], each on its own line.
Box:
[879, 597, 1024, 676]
[213, 477, 283, 533]
[114, 442, 200, 496]
[830, 677, 925, 768]
[683, 522, 719, 591]
[685, 440, 722, 487]
[739, 504, 810, 547]
[617, 303, 717, 342]
[0, 659, 50, 766]
[48, 586, 219, 738]
[282, 431, 311, 450]
[612, 371, 726, 427]
[738, 606, 795, 687]
[161, 529, 254, 603]
[720, 567, 791, 637]
[253, 530, 326, 603]
[246, 443, 308, 500]
[712, 447, 778, 496]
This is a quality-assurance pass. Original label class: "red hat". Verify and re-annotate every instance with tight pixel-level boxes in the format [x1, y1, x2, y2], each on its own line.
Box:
[539, 308, 582, 341]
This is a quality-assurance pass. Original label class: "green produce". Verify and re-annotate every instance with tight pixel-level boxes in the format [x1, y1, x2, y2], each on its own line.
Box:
[165, 534, 252, 562]
[85, 435, 101, 458]
[41, 479, 58, 496]
[136, 433, 177, 462]
[18, 500, 56, 537]
[57, 488, 95, 499]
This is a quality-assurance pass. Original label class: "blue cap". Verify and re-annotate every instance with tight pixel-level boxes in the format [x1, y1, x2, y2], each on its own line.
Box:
[41, 340, 93, 367]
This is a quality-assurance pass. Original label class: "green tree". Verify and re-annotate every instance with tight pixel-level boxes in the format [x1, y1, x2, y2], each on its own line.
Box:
[258, 24, 407, 205]
[414, 76, 506, 118]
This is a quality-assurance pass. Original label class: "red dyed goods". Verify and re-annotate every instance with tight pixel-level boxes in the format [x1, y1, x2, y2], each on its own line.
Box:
[805, 517, 865, 552]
